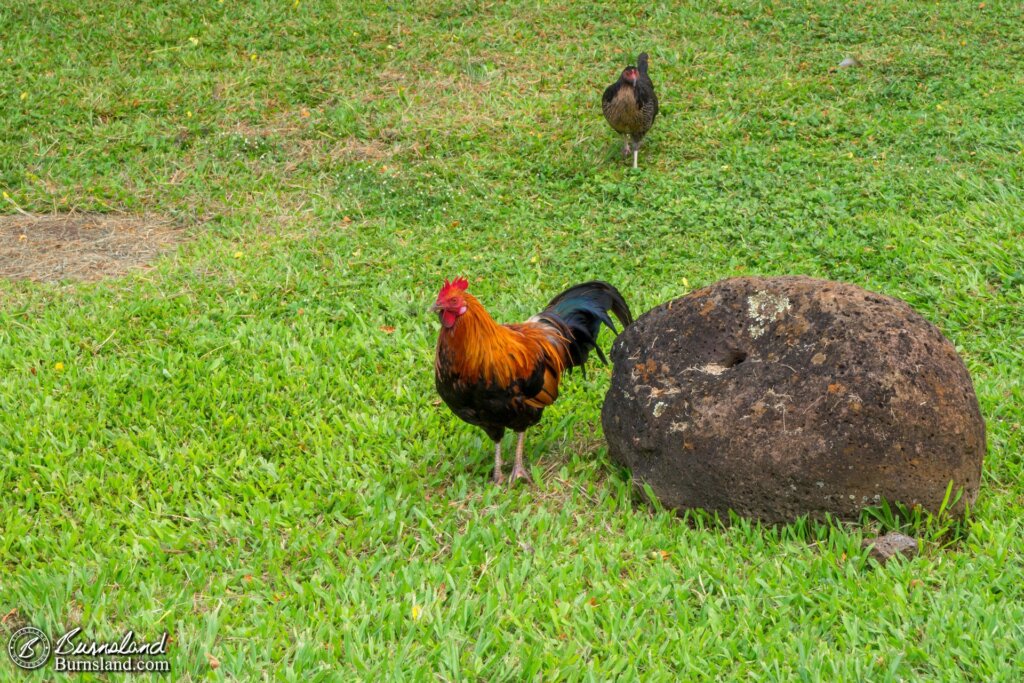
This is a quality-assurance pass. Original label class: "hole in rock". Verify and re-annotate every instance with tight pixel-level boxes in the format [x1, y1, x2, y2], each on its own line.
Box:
[722, 350, 748, 368]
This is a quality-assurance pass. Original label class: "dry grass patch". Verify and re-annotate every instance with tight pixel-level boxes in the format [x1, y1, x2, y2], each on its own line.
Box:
[0, 213, 184, 282]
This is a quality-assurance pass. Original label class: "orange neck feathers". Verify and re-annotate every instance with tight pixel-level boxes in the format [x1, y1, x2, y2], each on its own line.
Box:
[437, 293, 566, 386]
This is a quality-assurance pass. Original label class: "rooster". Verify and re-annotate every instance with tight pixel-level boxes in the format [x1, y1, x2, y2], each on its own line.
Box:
[602, 52, 659, 168]
[432, 278, 632, 484]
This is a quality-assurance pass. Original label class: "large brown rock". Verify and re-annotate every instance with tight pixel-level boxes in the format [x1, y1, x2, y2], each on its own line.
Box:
[602, 276, 985, 523]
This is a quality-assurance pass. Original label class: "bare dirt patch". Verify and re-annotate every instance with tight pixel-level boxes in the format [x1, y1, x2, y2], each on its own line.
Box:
[0, 213, 184, 283]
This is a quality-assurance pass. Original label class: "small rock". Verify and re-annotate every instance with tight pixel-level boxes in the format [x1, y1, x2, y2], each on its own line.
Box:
[838, 56, 861, 69]
[863, 532, 919, 564]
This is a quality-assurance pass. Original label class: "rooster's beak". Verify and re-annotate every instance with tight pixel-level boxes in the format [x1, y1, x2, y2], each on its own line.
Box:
[428, 302, 442, 314]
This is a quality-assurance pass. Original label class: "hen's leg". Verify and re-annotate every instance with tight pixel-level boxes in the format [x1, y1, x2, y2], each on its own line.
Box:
[622, 135, 632, 158]
[632, 135, 643, 168]
[509, 432, 533, 484]
[492, 441, 505, 485]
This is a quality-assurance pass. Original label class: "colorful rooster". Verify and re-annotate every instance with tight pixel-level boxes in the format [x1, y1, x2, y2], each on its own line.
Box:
[432, 278, 632, 484]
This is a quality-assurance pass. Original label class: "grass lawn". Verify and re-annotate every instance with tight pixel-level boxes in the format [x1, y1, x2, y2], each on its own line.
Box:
[2, 0, 1023, 679]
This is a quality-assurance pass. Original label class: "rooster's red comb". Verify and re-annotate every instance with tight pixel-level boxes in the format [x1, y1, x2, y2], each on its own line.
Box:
[440, 276, 469, 293]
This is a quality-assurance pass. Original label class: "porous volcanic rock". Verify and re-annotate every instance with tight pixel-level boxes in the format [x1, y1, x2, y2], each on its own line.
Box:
[602, 276, 985, 523]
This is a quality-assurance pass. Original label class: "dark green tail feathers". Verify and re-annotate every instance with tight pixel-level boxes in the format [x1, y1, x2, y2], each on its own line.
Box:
[536, 281, 633, 373]
[637, 52, 650, 77]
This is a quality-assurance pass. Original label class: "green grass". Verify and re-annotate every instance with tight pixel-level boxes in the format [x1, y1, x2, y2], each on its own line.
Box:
[2, 0, 1023, 679]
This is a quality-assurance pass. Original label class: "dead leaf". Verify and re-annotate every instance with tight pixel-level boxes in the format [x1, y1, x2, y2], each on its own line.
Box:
[206, 653, 220, 669]
[380, 325, 395, 334]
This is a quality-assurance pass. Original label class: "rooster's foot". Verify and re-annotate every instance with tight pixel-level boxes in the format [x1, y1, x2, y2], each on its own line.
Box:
[509, 465, 533, 485]
[491, 469, 506, 485]
[509, 432, 532, 484]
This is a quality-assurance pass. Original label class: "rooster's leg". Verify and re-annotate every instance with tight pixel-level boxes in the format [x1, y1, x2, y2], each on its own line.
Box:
[632, 147, 639, 168]
[622, 135, 632, 158]
[509, 432, 533, 484]
[492, 441, 505, 485]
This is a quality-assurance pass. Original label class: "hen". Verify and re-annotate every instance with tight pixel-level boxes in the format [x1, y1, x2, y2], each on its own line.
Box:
[602, 52, 659, 168]
[432, 278, 632, 484]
